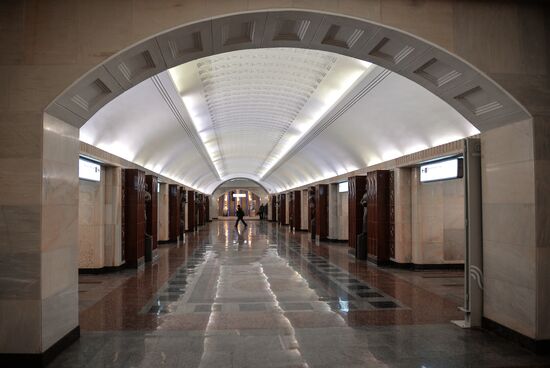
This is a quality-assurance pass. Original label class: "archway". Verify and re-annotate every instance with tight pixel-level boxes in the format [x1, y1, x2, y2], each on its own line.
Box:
[2, 3, 543, 362]
[53, 8, 531, 333]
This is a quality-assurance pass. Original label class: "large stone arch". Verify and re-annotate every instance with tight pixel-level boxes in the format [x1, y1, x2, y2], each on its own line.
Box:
[46, 9, 530, 132]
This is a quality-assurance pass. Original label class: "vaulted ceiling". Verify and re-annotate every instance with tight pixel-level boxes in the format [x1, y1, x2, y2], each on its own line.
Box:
[80, 47, 479, 193]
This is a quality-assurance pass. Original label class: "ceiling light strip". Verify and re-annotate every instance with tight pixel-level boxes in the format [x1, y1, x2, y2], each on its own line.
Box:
[261, 68, 390, 180]
[151, 75, 222, 180]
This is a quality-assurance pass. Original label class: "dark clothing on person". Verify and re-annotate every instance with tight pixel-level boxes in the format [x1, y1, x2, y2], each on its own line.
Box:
[235, 207, 247, 227]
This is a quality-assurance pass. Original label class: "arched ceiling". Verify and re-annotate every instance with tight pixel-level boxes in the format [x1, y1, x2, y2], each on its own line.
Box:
[80, 47, 479, 193]
[60, 10, 530, 195]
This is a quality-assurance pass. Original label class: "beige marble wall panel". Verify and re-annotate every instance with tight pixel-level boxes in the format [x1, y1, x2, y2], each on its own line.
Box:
[411, 167, 465, 264]
[0, 112, 43, 159]
[453, 2, 547, 76]
[336, 0, 381, 21]
[103, 166, 122, 267]
[483, 267, 535, 339]
[0, 158, 42, 207]
[41, 284, 78, 350]
[483, 161, 535, 205]
[0, 2, 25, 65]
[158, 183, 169, 241]
[301, 190, 308, 230]
[21, 0, 79, 65]
[76, 0, 134, 65]
[481, 119, 537, 338]
[0, 214, 41, 299]
[0, 299, 41, 353]
[338, 191, 348, 240]
[40, 115, 80, 352]
[327, 184, 338, 239]
[132, 0, 210, 41]
[9, 65, 89, 112]
[381, 0, 454, 51]
[42, 244, 78, 300]
[78, 179, 105, 269]
[393, 168, 412, 263]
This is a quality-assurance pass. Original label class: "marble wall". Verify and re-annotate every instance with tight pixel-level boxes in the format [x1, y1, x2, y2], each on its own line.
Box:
[41, 113, 79, 351]
[78, 170, 105, 268]
[481, 119, 538, 339]
[338, 191, 349, 241]
[78, 166, 123, 269]
[411, 167, 465, 265]
[0, 110, 44, 353]
[327, 184, 348, 241]
[328, 184, 338, 240]
[301, 190, 308, 230]
[103, 167, 122, 267]
[158, 183, 169, 241]
[393, 168, 412, 263]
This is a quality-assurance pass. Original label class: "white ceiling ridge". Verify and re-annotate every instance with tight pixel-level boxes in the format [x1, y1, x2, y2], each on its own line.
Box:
[150, 74, 221, 180]
[262, 66, 390, 180]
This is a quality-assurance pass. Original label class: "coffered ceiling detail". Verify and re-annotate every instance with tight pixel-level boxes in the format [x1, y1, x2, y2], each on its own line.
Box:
[168, 48, 369, 182]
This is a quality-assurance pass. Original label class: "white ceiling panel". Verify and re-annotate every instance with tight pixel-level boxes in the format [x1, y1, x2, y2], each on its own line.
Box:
[80, 48, 478, 194]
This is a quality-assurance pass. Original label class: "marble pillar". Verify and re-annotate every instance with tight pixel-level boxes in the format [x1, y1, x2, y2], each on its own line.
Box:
[301, 190, 309, 230]
[78, 167, 105, 268]
[328, 183, 338, 240]
[411, 167, 465, 265]
[157, 183, 169, 242]
[393, 168, 412, 264]
[103, 166, 123, 267]
[338, 190, 349, 240]
[41, 114, 80, 351]
[481, 119, 537, 339]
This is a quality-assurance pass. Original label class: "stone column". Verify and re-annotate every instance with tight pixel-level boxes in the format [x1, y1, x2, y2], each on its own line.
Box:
[393, 168, 412, 264]
[157, 183, 169, 242]
[481, 117, 550, 344]
[328, 183, 338, 240]
[104, 166, 122, 267]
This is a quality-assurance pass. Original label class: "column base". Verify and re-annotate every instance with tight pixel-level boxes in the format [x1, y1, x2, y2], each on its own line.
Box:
[0, 326, 80, 367]
[482, 318, 550, 354]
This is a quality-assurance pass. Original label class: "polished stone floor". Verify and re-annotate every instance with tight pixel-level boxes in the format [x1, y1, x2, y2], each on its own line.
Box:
[50, 221, 550, 367]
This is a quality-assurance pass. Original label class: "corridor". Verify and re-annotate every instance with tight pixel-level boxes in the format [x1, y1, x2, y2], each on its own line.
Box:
[50, 221, 550, 368]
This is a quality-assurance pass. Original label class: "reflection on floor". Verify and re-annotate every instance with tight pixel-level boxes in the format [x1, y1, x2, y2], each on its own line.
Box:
[52, 221, 550, 368]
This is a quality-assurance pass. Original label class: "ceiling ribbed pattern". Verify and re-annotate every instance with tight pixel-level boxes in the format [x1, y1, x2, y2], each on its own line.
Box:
[168, 48, 364, 181]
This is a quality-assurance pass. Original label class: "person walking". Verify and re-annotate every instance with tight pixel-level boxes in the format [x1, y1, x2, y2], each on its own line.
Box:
[235, 205, 247, 228]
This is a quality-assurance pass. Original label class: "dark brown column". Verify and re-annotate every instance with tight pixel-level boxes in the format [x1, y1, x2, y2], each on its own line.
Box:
[145, 175, 158, 253]
[271, 195, 277, 222]
[124, 169, 146, 268]
[121, 169, 126, 262]
[348, 175, 367, 252]
[179, 188, 186, 237]
[287, 192, 294, 228]
[219, 194, 224, 217]
[168, 184, 180, 242]
[293, 190, 302, 231]
[188, 190, 196, 231]
[205, 196, 210, 222]
[198, 194, 205, 226]
[279, 193, 287, 225]
[389, 171, 395, 260]
[308, 187, 315, 235]
[366, 170, 390, 264]
[316, 184, 328, 240]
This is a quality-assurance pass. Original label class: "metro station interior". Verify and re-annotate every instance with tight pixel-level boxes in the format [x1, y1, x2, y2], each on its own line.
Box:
[1, 1, 550, 367]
